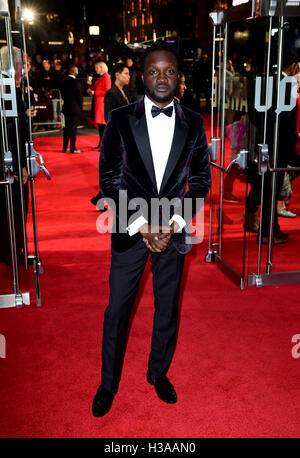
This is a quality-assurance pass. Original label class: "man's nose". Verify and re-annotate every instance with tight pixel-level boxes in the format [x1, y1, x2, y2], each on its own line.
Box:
[157, 72, 168, 83]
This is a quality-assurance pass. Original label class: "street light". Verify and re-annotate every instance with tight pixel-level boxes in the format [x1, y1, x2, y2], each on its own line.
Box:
[22, 8, 34, 24]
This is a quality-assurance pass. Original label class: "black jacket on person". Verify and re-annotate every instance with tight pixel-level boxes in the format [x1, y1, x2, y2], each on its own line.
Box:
[0, 86, 29, 262]
[104, 84, 130, 122]
[61, 75, 82, 116]
[99, 97, 211, 254]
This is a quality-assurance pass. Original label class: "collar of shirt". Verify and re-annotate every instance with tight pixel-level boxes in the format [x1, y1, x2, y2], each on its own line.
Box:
[68, 74, 76, 79]
[144, 95, 174, 118]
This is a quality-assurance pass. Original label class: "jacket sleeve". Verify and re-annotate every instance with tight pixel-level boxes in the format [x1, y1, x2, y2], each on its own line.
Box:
[104, 92, 115, 122]
[76, 81, 83, 109]
[99, 111, 144, 231]
[172, 116, 211, 225]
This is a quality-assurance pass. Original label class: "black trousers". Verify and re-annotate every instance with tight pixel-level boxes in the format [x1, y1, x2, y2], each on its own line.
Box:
[101, 238, 185, 393]
[0, 182, 29, 262]
[97, 123, 106, 146]
[63, 114, 79, 151]
[246, 171, 282, 237]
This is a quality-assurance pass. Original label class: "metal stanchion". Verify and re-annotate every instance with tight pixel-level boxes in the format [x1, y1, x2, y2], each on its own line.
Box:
[0, 2, 50, 309]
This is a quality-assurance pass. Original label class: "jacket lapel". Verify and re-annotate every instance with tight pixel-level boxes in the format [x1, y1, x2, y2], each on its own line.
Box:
[159, 101, 189, 194]
[128, 98, 158, 194]
[128, 98, 189, 196]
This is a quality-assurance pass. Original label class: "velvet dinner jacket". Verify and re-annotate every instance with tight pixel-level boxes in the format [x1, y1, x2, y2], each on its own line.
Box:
[99, 97, 211, 254]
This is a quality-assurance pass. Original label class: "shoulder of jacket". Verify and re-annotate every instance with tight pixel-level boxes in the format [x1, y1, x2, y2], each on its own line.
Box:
[179, 103, 203, 123]
[109, 102, 134, 119]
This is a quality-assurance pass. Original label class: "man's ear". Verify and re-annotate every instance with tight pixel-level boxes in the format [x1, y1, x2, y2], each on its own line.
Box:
[141, 74, 144, 83]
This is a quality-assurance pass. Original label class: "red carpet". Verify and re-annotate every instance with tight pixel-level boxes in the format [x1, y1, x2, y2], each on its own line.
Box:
[1, 128, 300, 438]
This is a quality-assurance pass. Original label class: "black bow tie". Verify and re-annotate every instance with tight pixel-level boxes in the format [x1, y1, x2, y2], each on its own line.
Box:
[151, 105, 173, 118]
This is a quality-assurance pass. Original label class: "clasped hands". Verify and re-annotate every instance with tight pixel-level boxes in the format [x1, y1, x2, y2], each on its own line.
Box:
[139, 221, 179, 253]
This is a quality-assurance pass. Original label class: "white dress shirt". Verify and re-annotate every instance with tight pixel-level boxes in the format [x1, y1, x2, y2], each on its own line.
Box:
[145, 95, 175, 192]
[127, 96, 186, 236]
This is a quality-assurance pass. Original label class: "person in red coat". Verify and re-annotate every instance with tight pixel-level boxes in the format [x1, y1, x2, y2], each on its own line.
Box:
[88, 61, 111, 148]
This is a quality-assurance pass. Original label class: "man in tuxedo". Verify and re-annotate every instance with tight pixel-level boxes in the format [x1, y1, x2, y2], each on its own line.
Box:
[92, 41, 211, 417]
[61, 64, 83, 154]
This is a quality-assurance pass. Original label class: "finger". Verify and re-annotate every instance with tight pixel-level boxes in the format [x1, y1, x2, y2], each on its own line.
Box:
[148, 239, 163, 251]
[158, 233, 171, 240]
[158, 233, 172, 241]
[160, 226, 172, 234]
[151, 246, 163, 252]
[143, 239, 155, 251]
[152, 240, 168, 251]
[152, 235, 168, 245]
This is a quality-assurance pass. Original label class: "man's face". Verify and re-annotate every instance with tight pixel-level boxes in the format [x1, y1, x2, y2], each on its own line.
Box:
[125, 58, 133, 68]
[289, 62, 299, 76]
[177, 76, 186, 98]
[116, 67, 130, 87]
[142, 50, 178, 106]
[43, 60, 50, 71]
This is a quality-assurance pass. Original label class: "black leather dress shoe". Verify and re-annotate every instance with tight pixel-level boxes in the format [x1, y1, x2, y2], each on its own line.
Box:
[92, 385, 114, 417]
[274, 230, 290, 239]
[147, 373, 177, 404]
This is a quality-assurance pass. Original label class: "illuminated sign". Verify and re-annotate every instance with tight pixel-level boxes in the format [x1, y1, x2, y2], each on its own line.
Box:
[89, 26, 100, 36]
[232, 0, 249, 5]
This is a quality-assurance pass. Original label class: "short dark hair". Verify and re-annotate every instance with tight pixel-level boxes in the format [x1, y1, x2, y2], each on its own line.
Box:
[68, 64, 77, 74]
[141, 40, 179, 72]
[282, 50, 298, 70]
[114, 62, 127, 75]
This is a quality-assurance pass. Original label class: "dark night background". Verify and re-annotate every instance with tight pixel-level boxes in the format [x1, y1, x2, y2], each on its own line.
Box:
[9, 0, 216, 60]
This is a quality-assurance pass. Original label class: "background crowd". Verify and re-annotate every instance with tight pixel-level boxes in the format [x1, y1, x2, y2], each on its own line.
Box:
[23, 46, 300, 240]
[25, 50, 214, 122]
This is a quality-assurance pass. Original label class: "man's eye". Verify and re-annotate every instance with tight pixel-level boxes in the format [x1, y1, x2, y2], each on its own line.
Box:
[167, 69, 175, 74]
[149, 70, 157, 75]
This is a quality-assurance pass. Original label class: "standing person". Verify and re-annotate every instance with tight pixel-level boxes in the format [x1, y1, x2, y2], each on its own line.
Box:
[53, 59, 65, 90]
[246, 50, 298, 243]
[125, 56, 138, 102]
[87, 61, 111, 149]
[104, 63, 131, 122]
[38, 59, 56, 93]
[32, 53, 43, 72]
[91, 41, 211, 417]
[193, 53, 211, 112]
[90, 63, 130, 207]
[276, 60, 300, 219]
[0, 46, 29, 264]
[61, 64, 83, 154]
[174, 71, 187, 103]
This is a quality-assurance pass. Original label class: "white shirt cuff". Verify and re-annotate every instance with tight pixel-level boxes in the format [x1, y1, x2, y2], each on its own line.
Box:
[169, 214, 186, 233]
[126, 215, 148, 236]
